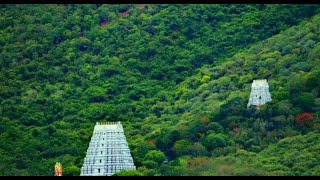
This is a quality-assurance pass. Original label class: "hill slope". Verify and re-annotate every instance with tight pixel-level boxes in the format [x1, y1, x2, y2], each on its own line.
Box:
[0, 4, 319, 176]
[146, 13, 320, 176]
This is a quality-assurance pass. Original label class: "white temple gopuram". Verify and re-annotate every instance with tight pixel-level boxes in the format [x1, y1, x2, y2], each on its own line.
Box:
[247, 79, 272, 108]
[80, 122, 136, 176]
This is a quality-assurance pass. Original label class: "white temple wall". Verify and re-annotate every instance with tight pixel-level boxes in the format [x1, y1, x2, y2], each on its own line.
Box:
[80, 122, 136, 176]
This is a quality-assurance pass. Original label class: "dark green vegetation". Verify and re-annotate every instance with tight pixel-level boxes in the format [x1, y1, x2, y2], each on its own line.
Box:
[0, 4, 319, 176]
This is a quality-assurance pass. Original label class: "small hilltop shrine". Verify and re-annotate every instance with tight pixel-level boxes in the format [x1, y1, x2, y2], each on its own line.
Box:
[80, 122, 136, 176]
[247, 79, 272, 108]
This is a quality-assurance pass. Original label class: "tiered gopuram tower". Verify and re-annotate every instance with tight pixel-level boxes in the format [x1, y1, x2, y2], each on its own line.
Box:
[80, 122, 136, 176]
[247, 79, 272, 108]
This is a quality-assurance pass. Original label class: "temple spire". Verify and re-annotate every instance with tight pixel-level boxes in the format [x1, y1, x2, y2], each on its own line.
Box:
[80, 121, 136, 176]
[247, 79, 272, 108]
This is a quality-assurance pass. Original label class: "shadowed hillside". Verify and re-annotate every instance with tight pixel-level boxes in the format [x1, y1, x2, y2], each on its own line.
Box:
[0, 4, 319, 176]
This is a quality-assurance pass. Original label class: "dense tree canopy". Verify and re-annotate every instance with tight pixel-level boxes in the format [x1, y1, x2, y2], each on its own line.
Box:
[0, 4, 319, 176]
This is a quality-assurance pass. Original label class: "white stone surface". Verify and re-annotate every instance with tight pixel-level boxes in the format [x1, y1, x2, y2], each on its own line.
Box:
[247, 79, 272, 108]
[80, 122, 136, 176]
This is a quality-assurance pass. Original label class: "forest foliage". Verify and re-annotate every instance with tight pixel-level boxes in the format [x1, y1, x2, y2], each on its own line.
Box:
[0, 4, 319, 176]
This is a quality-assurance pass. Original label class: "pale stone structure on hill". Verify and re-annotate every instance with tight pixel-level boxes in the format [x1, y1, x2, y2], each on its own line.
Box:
[80, 122, 136, 176]
[247, 79, 272, 108]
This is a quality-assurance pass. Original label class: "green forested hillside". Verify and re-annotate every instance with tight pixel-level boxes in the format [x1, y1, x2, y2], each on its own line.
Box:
[0, 4, 319, 176]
